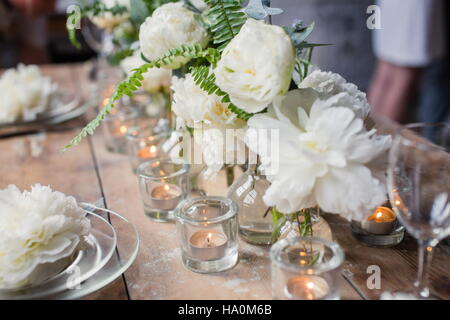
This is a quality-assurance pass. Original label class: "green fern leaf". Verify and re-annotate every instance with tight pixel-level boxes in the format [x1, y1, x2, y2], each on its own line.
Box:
[204, 0, 247, 51]
[190, 66, 252, 121]
[64, 44, 220, 150]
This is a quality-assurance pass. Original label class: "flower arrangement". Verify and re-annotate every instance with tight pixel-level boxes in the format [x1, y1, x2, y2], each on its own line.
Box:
[0, 185, 90, 289]
[64, 0, 391, 238]
[0, 64, 58, 124]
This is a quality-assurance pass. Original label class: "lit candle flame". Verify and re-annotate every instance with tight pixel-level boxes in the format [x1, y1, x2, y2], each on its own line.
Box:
[164, 184, 170, 191]
[368, 206, 396, 222]
[207, 232, 212, 247]
[150, 145, 157, 153]
[119, 125, 128, 134]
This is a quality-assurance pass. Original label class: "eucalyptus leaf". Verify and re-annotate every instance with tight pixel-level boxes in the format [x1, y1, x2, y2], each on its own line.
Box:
[130, 0, 150, 25]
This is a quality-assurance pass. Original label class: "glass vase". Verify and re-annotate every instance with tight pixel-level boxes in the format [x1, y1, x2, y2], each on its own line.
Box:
[277, 208, 333, 243]
[227, 163, 273, 245]
[126, 90, 171, 127]
[196, 164, 244, 197]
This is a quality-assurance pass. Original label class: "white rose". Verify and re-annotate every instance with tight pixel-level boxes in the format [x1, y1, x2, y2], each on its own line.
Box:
[214, 18, 295, 113]
[171, 73, 243, 128]
[90, 0, 130, 31]
[246, 90, 391, 220]
[0, 64, 58, 123]
[171, 72, 246, 173]
[120, 51, 172, 93]
[139, 3, 209, 69]
[299, 69, 371, 119]
[0, 185, 90, 289]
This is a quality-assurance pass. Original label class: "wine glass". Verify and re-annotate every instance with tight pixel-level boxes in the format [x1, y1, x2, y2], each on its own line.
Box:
[388, 123, 450, 298]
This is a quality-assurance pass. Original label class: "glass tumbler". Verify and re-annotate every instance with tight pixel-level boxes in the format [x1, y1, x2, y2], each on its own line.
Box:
[102, 105, 139, 154]
[270, 237, 345, 300]
[137, 159, 190, 222]
[126, 126, 170, 173]
[175, 196, 239, 273]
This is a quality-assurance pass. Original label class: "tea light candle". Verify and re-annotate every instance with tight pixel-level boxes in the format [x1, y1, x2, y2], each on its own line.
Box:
[189, 230, 228, 261]
[362, 206, 397, 235]
[149, 183, 183, 211]
[137, 145, 158, 159]
[114, 124, 128, 137]
[285, 275, 329, 300]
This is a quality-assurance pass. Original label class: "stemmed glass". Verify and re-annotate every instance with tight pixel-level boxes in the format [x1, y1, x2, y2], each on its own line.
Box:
[388, 123, 450, 298]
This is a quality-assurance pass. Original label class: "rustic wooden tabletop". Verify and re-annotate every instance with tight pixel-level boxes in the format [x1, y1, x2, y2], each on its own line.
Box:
[1, 63, 449, 300]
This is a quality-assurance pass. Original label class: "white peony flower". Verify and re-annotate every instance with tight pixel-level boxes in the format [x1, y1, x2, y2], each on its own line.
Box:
[0, 185, 90, 289]
[120, 51, 172, 93]
[171, 73, 246, 173]
[0, 64, 58, 123]
[171, 73, 241, 128]
[299, 70, 371, 119]
[90, 0, 130, 31]
[214, 18, 295, 114]
[139, 3, 209, 69]
[246, 89, 391, 221]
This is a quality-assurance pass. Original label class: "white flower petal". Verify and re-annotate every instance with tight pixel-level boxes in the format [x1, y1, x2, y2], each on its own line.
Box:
[215, 19, 295, 113]
[315, 165, 387, 221]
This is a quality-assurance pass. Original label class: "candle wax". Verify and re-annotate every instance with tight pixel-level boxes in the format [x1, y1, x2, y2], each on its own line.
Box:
[189, 230, 228, 261]
[362, 206, 397, 235]
[151, 184, 181, 200]
[190, 230, 227, 248]
[368, 207, 396, 223]
[148, 183, 183, 211]
[285, 275, 329, 300]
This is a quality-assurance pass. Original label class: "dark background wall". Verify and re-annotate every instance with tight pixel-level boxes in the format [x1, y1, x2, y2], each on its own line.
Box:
[271, 0, 376, 91]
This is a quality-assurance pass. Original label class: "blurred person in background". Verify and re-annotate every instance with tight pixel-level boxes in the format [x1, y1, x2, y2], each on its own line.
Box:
[369, 0, 449, 123]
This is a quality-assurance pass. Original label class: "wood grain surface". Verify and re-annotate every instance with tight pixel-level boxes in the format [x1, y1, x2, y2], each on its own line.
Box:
[1, 63, 449, 300]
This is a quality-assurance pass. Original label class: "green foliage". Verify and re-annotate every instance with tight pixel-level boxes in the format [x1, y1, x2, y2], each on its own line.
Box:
[284, 21, 331, 85]
[64, 44, 219, 150]
[142, 0, 179, 12]
[108, 48, 135, 66]
[284, 22, 315, 51]
[190, 66, 252, 121]
[203, 0, 247, 51]
[270, 207, 316, 242]
[271, 207, 289, 243]
[130, 0, 150, 24]
[130, 0, 179, 24]
[67, 11, 81, 49]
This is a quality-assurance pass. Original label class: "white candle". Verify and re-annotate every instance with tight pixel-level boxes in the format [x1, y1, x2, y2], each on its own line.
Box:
[285, 275, 329, 300]
[362, 206, 397, 235]
[148, 183, 182, 211]
[189, 230, 228, 261]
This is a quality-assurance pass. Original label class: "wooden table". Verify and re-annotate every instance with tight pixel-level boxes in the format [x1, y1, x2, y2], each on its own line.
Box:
[1, 63, 449, 300]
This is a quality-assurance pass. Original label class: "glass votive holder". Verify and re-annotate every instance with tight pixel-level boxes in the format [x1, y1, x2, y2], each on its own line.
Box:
[137, 159, 190, 222]
[270, 236, 345, 300]
[351, 203, 405, 248]
[175, 196, 239, 274]
[102, 105, 139, 154]
[126, 126, 171, 173]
